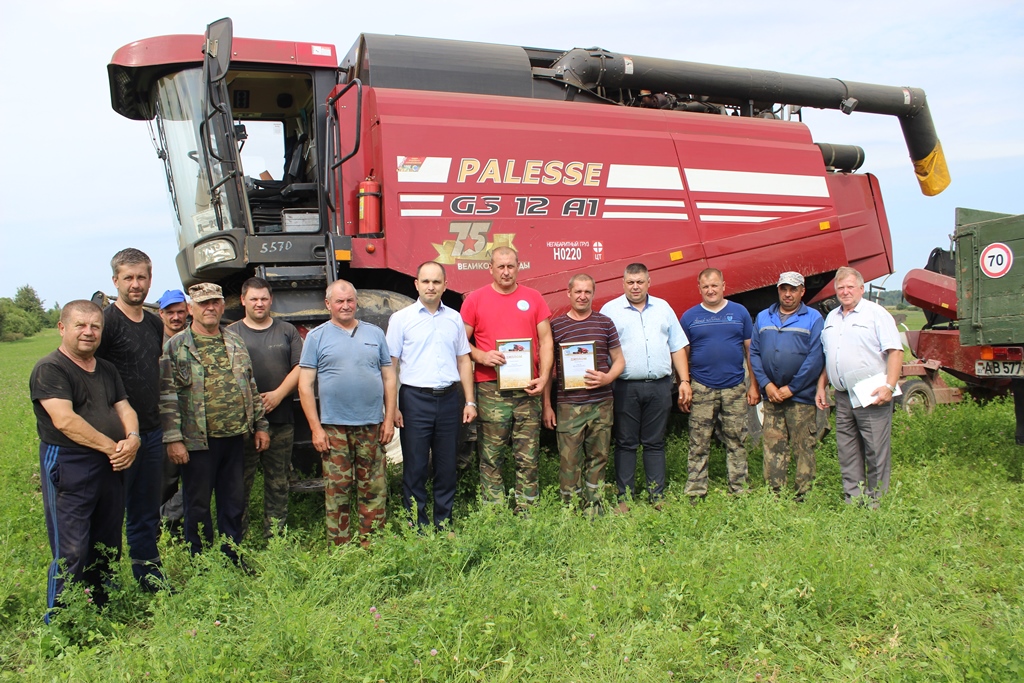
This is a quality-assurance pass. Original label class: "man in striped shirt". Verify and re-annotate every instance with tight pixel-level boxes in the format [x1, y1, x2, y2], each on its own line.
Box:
[544, 274, 625, 515]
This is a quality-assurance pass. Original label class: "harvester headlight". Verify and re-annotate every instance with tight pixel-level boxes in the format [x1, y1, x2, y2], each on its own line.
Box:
[194, 239, 236, 269]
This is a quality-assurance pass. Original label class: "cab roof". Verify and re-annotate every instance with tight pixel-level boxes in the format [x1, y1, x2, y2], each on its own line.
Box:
[108, 34, 338, 120]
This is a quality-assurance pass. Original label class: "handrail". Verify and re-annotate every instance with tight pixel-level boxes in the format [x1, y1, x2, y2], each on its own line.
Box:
[324, 79, 362, 235]
[328, 79, 363, 169]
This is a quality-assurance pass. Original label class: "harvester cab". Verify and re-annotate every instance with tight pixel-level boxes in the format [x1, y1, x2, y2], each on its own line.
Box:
[108, 17, 345, 325]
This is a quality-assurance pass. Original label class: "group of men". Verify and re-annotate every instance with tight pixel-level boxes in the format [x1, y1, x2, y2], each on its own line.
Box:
[30, 243, 902, 615]
[378, 249, 901, 526]
[30, 249, 303, 614]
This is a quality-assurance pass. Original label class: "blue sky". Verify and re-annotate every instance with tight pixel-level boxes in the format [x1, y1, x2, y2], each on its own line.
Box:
[1, 0, 1021, 309]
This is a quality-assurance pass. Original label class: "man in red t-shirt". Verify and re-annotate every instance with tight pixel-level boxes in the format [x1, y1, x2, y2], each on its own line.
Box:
[461, 247, 553, 511]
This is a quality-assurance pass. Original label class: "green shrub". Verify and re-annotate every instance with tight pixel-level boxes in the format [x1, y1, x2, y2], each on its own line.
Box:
[0, 298, 42, 341]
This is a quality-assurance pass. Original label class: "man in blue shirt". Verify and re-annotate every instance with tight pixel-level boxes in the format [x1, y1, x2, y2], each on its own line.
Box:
[387, 262, 476, 530]
[600, 263, 691, 511]
[680, 268, 760, 500]
[750, 272, 824, 499]
[298, 280, 397, 546]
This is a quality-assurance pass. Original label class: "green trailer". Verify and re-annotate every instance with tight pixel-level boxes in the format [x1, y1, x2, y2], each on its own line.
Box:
[954, 208, 1023, 443]
[955, 208, 1024, 348]
[901, 208, 1022, 442]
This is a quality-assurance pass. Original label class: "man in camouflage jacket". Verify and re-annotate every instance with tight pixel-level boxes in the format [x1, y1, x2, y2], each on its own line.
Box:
[161, 283, 268, 563]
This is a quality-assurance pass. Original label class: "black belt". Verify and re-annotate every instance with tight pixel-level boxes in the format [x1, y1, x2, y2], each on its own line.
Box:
[620, 376, 670, 383]
[410, 383, 459, 397]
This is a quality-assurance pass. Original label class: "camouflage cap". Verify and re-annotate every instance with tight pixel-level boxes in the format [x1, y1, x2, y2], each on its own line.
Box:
[188, 282, 224, 303]
[776, 271, 805, 287]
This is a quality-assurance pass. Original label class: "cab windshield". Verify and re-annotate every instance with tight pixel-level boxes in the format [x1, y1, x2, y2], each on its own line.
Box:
[153, 67, 319, 246]
[153, 67, 240, 250]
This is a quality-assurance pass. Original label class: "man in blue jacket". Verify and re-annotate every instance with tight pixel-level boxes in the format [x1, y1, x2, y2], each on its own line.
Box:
[750, 272, 824, 499]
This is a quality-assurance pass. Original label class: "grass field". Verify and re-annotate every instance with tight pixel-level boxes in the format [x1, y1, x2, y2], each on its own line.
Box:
[1, 330, 1022, 681]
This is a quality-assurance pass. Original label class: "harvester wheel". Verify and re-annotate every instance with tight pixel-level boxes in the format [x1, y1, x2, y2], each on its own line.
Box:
[899, 379, 936, 416]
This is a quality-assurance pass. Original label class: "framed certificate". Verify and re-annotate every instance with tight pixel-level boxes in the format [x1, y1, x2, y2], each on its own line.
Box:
[496, 338, 533, 390]
[560, 341, 596, 391]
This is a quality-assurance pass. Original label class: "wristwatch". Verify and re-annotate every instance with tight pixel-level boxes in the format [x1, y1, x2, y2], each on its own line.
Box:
[466, 401, 477, 407]
[128, 431, 141, 440]
[884, 383, 896, 392]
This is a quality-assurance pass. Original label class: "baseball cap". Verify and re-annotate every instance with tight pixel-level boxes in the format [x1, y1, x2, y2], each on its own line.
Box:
[157, 289, 186, 309]
[188, 283, 224, 303]
[776, 272, 805, 287]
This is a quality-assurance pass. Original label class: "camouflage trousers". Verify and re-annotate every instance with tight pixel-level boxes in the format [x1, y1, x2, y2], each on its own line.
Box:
[556, 399, 613, 509]
[476, 381, 541, 507]
[685, 380, 749, 496]
[762, 401, 817, 496]
[242, 423, 293, 538]
[322, 424, 386, 546]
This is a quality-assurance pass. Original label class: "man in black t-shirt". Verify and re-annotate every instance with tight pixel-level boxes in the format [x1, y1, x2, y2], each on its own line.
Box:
[31, 300, 140, 620]
[95, 248, 167, 590]
[227, 277, 302, 537]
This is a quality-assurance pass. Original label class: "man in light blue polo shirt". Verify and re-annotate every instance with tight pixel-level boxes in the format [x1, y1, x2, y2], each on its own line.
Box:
[387, 261, 476, 530]
[599, 263, 691, 511]
[298, 280, 397, 546]
[815, 267, 903, 505]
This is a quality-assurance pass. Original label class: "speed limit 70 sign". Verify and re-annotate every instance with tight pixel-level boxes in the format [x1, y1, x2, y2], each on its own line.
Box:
[979, 242, 1014, 278]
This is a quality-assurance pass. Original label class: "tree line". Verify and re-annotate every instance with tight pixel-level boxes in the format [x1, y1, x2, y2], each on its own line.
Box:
[0, 285, 60, 342]
[867, 288, 913, 309]
[0, 284, 914, 343]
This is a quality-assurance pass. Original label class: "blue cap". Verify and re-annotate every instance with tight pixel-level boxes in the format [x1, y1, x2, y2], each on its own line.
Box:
[157, 289, 187, 309]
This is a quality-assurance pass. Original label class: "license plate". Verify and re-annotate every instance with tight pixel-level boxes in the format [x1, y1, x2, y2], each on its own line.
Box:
[975, 360, 1024, 377]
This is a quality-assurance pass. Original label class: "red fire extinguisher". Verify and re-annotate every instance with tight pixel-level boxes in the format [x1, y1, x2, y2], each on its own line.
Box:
[357, 177, 381, 235]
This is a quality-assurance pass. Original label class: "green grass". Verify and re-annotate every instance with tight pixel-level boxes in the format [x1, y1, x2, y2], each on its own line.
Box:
[892, 308, 927, 334]
[1, 330, 1023, 681]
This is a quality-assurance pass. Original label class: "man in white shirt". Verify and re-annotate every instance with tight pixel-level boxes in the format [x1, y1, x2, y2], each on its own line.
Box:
[387, 262, 476, 529]
[815, 267, 903, 504]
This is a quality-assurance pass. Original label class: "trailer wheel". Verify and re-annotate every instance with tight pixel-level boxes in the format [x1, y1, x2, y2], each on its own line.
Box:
[899, 379, 936, 415]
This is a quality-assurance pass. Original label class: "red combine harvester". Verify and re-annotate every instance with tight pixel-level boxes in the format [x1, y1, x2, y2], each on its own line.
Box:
[108, 18, 951, 467]
[108, 18, 948, 330]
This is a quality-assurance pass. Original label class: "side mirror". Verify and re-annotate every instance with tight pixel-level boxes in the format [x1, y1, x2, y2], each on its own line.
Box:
[204, 17, 233, 83]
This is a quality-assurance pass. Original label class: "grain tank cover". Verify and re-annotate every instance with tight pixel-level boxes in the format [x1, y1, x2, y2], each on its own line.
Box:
[341, 34, 601, 102]
[955, 208, 1024, 346]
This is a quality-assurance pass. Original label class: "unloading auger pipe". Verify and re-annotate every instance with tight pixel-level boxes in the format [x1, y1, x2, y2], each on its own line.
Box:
[547, 48, 950, 195]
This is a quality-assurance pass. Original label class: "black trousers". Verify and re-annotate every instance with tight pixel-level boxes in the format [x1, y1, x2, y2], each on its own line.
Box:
[612, 377, 673, 500]
[399, 385, 461, 528]
[181, 435, 245, 561]
[40, 443, 124, 617]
